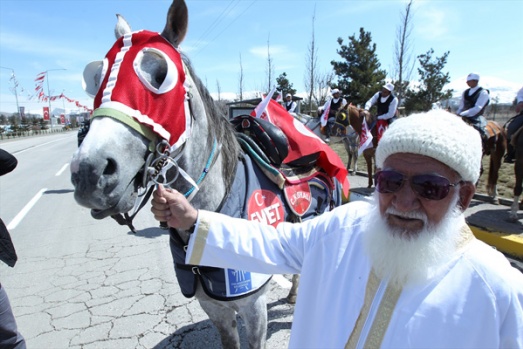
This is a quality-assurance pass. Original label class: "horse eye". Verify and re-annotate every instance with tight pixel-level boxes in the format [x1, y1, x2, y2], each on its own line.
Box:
[134, 48, 178, 94]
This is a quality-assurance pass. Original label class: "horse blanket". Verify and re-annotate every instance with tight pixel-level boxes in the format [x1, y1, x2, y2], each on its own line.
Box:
[170, 152, 340, 300]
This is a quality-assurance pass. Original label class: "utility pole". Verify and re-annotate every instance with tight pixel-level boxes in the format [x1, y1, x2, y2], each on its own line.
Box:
[44, 68, 66, 129]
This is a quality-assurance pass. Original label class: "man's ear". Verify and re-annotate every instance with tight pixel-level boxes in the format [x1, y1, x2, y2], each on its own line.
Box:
[458, 182, 476, 211]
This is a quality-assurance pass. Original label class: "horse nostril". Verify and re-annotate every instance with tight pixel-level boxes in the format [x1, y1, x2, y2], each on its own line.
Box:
[71, 172, 79, 186]
[103, 158, 117, 176]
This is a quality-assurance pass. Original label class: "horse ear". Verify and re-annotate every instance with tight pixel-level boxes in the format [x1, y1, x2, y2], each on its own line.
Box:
[82, 61, 104, 98]
[115, 14, 132, 39]
[161, 0, 188, 48]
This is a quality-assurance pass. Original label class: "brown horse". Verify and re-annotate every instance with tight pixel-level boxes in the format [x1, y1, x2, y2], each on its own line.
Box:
[336, 105, 377, 188]
[509, 125, 523, 221]
[478, 120, 507, 204]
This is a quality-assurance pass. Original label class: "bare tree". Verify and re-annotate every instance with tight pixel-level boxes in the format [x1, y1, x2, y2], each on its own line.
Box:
[392, 0, 416, 105]
[266, 34, 274, 93]
[304, 5, 318, 115]
[237, 53, 244, 101]
[314, 70, 334, 110]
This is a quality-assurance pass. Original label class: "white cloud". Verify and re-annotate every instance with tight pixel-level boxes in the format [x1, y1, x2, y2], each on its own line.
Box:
[1, 31, 88, 58]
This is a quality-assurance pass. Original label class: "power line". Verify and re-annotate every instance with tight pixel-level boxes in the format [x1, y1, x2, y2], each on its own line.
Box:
[192, 0, 241, 52]
[193, 0, 258, 58]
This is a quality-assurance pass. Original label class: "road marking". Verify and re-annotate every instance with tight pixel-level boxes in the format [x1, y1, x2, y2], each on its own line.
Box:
[7, 188, 47, 230]
[56, 163, 69, 176]
[272, 274, 292, 289]
[14, 136, 73, 155]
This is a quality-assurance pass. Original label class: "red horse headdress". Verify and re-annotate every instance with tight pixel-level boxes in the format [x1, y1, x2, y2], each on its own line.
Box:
[84, 30, 191, 150]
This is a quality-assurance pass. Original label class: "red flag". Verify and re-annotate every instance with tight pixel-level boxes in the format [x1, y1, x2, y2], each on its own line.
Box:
[43, 106, 50, 121]
[250, 98, 349, 195]
[35, 72, 46, 81]
[376, 120, 388, 142]
[358, 118, 373, 156]
[321, 99, 331, 127]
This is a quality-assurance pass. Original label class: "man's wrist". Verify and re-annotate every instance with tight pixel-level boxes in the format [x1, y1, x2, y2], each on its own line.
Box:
[187, 210, 198, 234]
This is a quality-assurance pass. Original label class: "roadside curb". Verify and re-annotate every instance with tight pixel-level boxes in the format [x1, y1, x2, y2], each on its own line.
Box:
[469, 224, 523, 259]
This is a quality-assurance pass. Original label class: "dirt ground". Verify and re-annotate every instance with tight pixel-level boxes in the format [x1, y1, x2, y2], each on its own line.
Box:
[329, 141, 518, 201]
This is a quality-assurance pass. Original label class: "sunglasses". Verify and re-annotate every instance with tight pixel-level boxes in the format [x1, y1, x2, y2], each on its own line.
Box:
[374, 170, 463, 201]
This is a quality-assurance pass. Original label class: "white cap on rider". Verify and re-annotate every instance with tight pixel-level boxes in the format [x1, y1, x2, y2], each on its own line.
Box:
[331, 89, 340, 95]
[286, 93, 292, 97]
[383, 83, 394, 92]
[516, 87, 523, 104]
[376, 110, 482, 183]
[467, 73, 480, 82]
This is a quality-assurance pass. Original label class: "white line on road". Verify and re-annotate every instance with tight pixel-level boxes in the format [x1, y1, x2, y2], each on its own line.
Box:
[272, 275, 292, 289]
[7, 188, 47, 230]
[15, 137, 72, 155]
[56, 163, 69, 176]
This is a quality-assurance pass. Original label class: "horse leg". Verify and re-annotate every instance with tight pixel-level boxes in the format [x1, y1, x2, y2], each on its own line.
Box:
[237, 283, 269, 349]
[353, 151, 358, 174]
[509, 155, 523, 222]
[198, 296, 241, 349]
[286, 274, 300, 304]
[342, 138, 352, 173]
[364, 154, 373, 188]
[509, 195, 520, 222]
[487, 140, 505, 204]
[486, 153, 499, 204]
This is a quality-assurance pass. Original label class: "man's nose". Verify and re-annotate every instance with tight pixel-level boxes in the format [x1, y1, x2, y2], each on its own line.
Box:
[391, 181, 420, 211]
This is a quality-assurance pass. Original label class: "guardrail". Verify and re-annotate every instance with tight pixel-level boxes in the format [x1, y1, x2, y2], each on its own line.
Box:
[0, 127, 77, 141]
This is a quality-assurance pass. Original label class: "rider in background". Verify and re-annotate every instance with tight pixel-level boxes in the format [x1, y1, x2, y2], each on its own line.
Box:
[504, 86, 523, 163]
[456, 73, 490, 144]
[324, 89, 347, 143]
[364, 83, 398, 141]
[284, 93, 297, 113]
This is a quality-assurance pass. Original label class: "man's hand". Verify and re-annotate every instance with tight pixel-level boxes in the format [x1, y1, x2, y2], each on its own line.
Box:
[150, 184, 198, 230]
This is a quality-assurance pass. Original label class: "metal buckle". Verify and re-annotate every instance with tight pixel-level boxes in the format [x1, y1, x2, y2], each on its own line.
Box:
[191, 266, 200, 275]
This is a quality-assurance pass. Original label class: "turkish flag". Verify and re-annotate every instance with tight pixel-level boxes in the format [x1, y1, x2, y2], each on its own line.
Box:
[43, 106, 50, 121]
[251, 98, 349, 196]
[377, 120, 388, 142]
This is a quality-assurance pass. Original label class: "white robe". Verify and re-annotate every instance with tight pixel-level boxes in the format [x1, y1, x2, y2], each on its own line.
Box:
[186, 201, 523, 348]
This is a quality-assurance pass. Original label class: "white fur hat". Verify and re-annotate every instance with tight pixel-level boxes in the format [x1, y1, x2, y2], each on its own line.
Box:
[467, 73, 480, 82]
[376, 110, 482, 183]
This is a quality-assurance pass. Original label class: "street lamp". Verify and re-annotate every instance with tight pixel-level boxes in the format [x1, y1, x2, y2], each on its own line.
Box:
[44, 68, 66, 128]
[0, 66, 21, 120]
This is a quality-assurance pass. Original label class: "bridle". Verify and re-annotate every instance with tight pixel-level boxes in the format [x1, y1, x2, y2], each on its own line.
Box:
[108, 80, 222, 232]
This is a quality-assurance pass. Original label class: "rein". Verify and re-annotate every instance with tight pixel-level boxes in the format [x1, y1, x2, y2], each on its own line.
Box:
[107, 89, 222, 232]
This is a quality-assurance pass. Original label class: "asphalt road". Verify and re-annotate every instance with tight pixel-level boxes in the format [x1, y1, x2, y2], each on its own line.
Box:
[0, 132, 520, 348]
[1, 133, 293, 348]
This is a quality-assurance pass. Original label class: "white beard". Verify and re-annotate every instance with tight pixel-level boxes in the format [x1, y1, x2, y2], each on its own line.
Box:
[363, 192, 466, 288]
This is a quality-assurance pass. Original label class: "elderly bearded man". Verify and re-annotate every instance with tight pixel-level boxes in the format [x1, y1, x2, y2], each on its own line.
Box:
[151, 110, 523, 348]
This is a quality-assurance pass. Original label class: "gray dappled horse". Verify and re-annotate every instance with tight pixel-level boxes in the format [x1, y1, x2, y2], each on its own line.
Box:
[70, 1, 343, 348]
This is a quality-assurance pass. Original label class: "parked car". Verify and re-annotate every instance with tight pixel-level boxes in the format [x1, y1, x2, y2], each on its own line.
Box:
[77, 120, 90, 146]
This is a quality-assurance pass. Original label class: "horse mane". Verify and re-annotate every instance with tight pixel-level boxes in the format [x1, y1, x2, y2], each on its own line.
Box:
[181, 54, 241, 193]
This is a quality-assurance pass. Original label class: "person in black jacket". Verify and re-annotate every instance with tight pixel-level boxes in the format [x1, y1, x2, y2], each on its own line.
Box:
[0, 149, 26, 349]
[456, 73, 490, 143]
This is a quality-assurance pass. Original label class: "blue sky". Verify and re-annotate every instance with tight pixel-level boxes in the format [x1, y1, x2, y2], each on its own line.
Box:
[0, 0, 522, 114]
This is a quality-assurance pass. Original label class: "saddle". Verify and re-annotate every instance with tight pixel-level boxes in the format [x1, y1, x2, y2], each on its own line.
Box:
[230, 115, 290, 167]
[231, 114, 339, 216]
[231, 115, 322, 169]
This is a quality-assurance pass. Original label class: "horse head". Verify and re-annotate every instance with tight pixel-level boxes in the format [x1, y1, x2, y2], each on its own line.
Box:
[70, 0, 239, 221]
